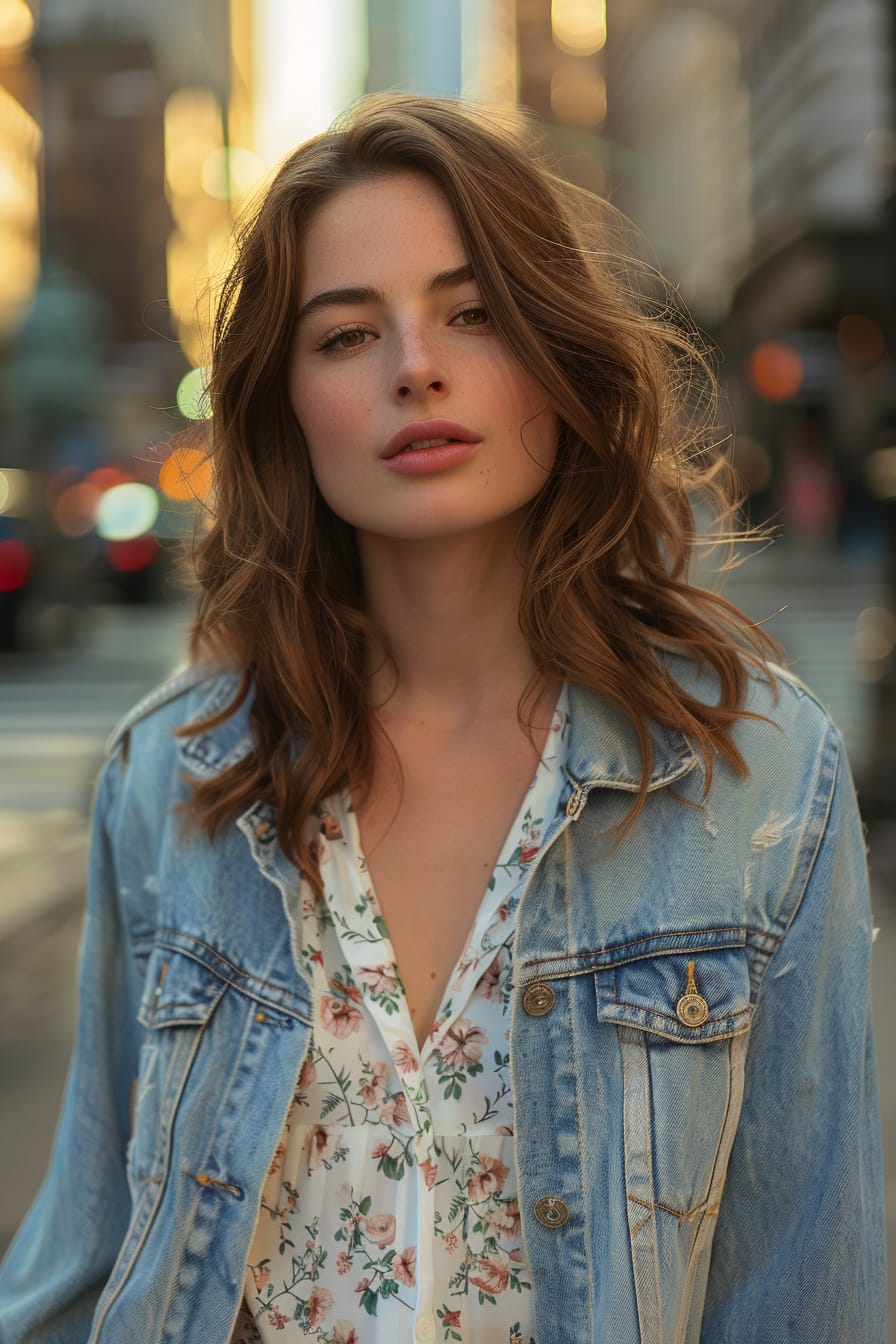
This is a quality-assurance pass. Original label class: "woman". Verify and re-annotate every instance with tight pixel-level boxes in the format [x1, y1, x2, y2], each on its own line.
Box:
[0, 94, 885, 1343]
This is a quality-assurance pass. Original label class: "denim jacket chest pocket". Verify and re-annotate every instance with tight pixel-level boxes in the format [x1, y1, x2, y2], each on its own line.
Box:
[128, 937, 304, 1190]
[595, 942, 753, 1220]
[128, 944, 230, 1194]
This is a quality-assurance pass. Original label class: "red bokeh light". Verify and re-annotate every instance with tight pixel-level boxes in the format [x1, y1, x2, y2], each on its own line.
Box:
[104, 534, 158, 572]
[0, 539, 32, 592]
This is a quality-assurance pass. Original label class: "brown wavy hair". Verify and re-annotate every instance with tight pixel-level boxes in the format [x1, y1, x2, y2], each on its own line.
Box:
[181, 92, 778, 894]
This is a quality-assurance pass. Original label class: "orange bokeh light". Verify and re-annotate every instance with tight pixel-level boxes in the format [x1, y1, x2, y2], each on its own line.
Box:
[53, 482, 100, 536]
[158, 446, 213, 502]
[748, 341, 804, 402]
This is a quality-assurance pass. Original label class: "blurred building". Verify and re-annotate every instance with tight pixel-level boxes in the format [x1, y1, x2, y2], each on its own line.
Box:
[0, 1, 41, 337]
[586, 0, 896, 555]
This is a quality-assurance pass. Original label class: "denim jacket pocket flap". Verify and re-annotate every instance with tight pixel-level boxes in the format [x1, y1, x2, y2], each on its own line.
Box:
[137, 945, 229, 1029]
[599, 946, 753, 1043]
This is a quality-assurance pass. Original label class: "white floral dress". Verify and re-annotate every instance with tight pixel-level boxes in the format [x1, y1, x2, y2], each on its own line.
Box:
[237, 687, 571, 1344]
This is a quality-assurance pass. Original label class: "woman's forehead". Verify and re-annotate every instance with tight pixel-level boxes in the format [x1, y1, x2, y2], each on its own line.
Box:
[299, 172, 468, 296]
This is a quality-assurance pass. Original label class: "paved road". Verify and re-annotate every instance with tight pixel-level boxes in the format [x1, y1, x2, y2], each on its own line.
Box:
[0, 569, 893, 1333]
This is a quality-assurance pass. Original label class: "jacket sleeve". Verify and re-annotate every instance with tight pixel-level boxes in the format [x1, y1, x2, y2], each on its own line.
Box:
[0, 747, 141, 1343]
[700, 728, 887, 1341]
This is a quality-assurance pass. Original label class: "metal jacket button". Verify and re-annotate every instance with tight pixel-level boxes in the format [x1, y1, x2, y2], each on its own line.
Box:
[676, 959, 710, 1027]
[522, 982, 555, 1016]
[534, 1195, 570, 1228]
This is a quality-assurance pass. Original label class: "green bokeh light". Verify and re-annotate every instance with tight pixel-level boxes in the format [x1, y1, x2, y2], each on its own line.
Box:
[176, 366, 212, 421]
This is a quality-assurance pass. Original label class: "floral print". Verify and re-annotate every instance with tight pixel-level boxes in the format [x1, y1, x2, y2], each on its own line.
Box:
[243, 688, 570, 1341]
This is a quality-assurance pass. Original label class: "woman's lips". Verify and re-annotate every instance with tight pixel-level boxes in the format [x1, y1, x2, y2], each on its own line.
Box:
[382, 439, 480, 475]
[381, 419, 481, 459]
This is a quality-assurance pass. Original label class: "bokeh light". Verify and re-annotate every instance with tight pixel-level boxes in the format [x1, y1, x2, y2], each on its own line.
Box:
[53, 482, 100, 537]
[747, 341, 804, 402]
[550, 63, 607, 129]
[0, 0, 33, 53]
[864, 445, 896, 499]
[176, 366, 212, 420]
[85, 465, 133, 493]
[0, 537, 31, 591]
[105, 535, 159, 572]
[158, 444, 213, 503]
[855, 606, 896, 680]
[0, 467, 31, 516]
[96, 483, 160, 541]
[551, 0, 607, 56]
[836, 313, 886, 366]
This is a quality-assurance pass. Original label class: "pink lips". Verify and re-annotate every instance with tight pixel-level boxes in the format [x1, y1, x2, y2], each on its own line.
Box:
[381, 419, 481, 460]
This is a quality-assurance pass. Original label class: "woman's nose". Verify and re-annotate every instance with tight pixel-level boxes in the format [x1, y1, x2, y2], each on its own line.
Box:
[392, 331, 447, 402]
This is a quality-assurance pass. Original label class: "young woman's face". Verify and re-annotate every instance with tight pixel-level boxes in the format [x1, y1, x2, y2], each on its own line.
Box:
[288, 171, 558, 542]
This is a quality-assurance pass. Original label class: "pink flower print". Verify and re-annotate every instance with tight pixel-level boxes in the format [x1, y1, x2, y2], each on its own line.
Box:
[391, 1041, 418, 1074]
[356, 1061, 388, 1108]
[393, 1245, 416, 1287]
[364, 1212, 397, 1249]
[268, 1141, 285, 1177]
[251, 1263, 270, 1291]
[267, 1306, 289, 1329]
[372, 1141, 391, 1159]
[320, 994, 362, 1038]
[419, 1157, 438, 1189]
[297, 1057, 317, 1094]
[466, 1153, 509, 1202]
[485, 1198, 521, 1238]
[442, 1310, 462, 1329]
[443, 1231, 458, 1253]
[476, 958, 502, 1000]
[428, 1017, 447, 1043]
[357, 963, 398, 995]
[329, 976, 362, 1005]
[307, 1285, 333, 1327]
[380, 1092, 410, 1128]
[333, 1325, 359, 1344]
[336, 1252, 352, 1276]
[355, 1277, 370, 1293]
[519, 843, 539, 863]
[320, 812, 343, 840]
[469, 1255, 510, 1296]
[440, 1017, 487, 1069]
[306, 1125, 340, 1169]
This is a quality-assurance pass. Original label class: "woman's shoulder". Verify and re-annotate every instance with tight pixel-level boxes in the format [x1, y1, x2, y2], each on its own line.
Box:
[661, 646, 841, 747]
[105, 662, 249, 766]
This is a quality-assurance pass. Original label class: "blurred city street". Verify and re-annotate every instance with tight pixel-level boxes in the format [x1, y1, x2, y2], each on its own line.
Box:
[1, 556, 894, 1332]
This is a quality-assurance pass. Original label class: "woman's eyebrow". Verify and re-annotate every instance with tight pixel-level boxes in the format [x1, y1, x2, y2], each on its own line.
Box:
[296, 262, 476, 326]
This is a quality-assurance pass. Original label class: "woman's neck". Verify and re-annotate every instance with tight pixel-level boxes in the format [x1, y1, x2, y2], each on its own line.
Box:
[358, 520, 544, 733]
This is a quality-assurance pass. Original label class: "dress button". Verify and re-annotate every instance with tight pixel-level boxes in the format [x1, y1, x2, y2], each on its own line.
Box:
[415, 1314, 436, 1342]
[522, 982, 555, 1016]
[533, 1195, 570, 1228]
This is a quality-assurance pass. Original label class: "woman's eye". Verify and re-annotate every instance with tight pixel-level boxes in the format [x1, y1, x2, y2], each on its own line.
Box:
[453, 306, 489, 327]
[319, 327, 373, 352]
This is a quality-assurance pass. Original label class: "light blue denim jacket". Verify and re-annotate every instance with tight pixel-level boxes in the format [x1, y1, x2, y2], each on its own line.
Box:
[0, 655, 886, 1342]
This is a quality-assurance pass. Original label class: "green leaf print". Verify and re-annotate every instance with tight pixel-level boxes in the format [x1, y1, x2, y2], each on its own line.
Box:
[359, 1195, 372, 1215]
[360, 1287, 379, 1316]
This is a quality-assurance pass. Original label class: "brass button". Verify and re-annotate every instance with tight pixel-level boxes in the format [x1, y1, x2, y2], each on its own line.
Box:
[522, 982, 555, 1016]
[533, 1195, 570, 1228]
[676, 959, 710, 1028]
